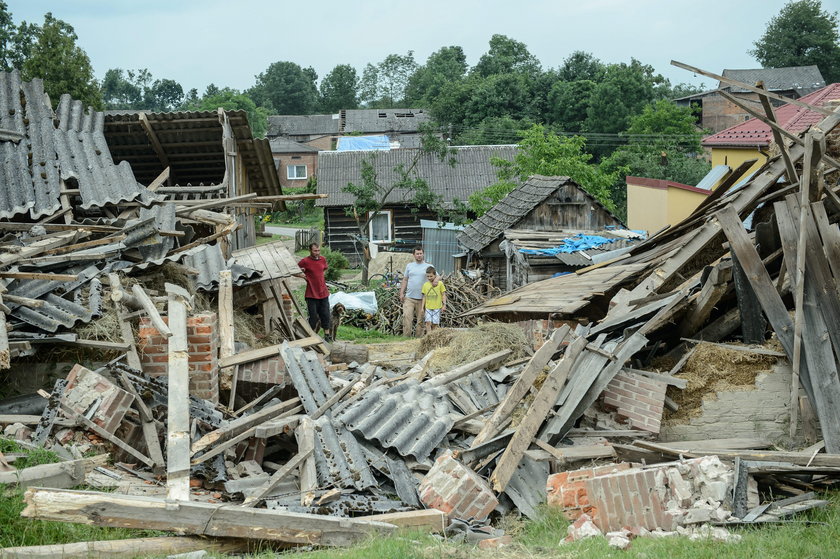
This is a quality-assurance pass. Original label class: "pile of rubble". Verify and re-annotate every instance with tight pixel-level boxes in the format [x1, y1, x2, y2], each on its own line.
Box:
[3, 68, 840, 557]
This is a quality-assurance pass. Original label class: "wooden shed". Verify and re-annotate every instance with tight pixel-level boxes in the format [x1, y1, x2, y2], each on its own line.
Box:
[457, 175, 631, 290]
[316, 145, 516, 264]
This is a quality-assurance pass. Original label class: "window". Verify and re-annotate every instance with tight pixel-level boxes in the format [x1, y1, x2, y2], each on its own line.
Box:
[287, 164, 307, 180]
[368, 211, 392, 243]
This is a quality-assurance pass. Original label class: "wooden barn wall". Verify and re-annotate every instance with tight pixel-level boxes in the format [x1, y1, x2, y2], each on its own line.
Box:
[324, 205, 437, 266]
[516, 184, 624, 231]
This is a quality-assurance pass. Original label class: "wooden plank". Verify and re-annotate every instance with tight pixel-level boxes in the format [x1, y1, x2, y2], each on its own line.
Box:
[241, 447, 313, 507]
[532, 440, 615, 464]
[0, 457, 99, 489]
[427, 349, 512, 387]
[219, 337, 321, 369]
[491, 336, 588, 492]
[296, 416, 317, 506]
[138, 112, 171, 173]
[655, 438, 771, 451]
[757, 83, 799, 183]
[357, 510, 446, 533]
[165, 283, 191, 501]
[731, 254, 767, 344]
[633, 441, 840, 467]
[471, 326, 569, 448]
[218, 270, 235, 360]
[0, 271, 77, 281]
[0, 536, 245, 559]
[191, 397, 301, 456]
[21, 488, 396, 547]
[0, 293, 8, 370]
[60, 404, 153, 468]
[679, 261, 732, 336]
[133, 284, 172, 337]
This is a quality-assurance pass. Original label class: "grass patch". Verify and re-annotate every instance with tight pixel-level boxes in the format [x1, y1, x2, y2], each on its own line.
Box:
[336, 325, 408, 344]
[256, 234, 286, 245]
[0, 487, 163, 548]
[0, 439, 61, 470]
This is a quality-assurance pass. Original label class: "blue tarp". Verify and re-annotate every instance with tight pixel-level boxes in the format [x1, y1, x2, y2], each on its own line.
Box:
[336, 135, 391, 151]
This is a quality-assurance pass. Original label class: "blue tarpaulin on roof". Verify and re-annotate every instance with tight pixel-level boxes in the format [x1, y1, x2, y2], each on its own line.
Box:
[519, 234, 633, 256]
[336, 135, 391, 151]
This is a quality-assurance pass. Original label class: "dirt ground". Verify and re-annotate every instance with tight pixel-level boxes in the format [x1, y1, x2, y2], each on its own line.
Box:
[366, 339, 422, 365]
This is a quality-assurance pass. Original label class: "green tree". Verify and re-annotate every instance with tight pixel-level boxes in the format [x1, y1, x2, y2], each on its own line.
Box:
[249, 61, 318, 114]
[468, 124, 618, 216]
[101, 68, 184, 111]
[558, 51, 606, 82]
[472, 34, 541, 78]
[359, 51, 418, 108]
[600, 100, 710, 218]
[0, 1, 17, 71]
[751, 0, 840, 83]
[184, 88, 269, 138]
[547, 79, 597, 132]
[19, 13, 101, 108]
[319, 64, 359, 113]
[405, 45, 468, 105]
[455, 115, 534, 145]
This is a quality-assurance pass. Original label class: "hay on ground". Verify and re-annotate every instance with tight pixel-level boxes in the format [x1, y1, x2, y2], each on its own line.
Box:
[666, 342, 780, 423]
[425, 322, 530, 374]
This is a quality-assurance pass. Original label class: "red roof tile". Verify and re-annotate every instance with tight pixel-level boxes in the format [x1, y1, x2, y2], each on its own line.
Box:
[701, 83, 840, 148]
[626, 176, 711, 195]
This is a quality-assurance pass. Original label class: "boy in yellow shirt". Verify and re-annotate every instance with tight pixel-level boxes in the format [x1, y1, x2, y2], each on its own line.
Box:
[421, 266, 446, 335]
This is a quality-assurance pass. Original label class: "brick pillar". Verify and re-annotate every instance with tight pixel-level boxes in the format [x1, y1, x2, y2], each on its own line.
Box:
[137, 312, 220, 402]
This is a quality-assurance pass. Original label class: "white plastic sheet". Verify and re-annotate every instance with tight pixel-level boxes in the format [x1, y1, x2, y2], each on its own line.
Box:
[328, 291, 378, 314]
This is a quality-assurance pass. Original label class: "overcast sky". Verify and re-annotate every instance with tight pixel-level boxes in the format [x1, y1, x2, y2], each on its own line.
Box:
[7, 0, 798, 95]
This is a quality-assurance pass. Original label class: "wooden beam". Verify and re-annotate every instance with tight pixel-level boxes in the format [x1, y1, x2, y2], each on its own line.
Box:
[756, 82, 799, 183]
[296, 416, 317, 506]
[146, 166, 170, 192]
[174, 193, 258, 216]
[166, 283, 192, 501]
[219, 337, 322, 369]
[241, 447, 313, 507]
[21, 488, 396, 547]
[0, 272, 78, 282]
[138, 112, 171, 177]
[491, 336, 587, 492]
[427, 349, 512, 387]
[133, 284, 172, 337]
[0, 456, 103, 489]
[471, 326, 569, 447]
[357, 510, 446, 533]
[0, 536, 247, 559]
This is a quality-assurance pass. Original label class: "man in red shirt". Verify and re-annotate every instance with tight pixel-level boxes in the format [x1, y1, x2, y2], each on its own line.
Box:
[296, 243, 331, 340]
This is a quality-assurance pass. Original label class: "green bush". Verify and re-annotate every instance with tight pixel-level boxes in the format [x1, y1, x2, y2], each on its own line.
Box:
[322, 246, 348, 282]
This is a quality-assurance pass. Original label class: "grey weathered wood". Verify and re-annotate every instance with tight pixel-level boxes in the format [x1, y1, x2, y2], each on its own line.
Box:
[532, 440, 615, 464]
[192, 411, 301, 466]
[471, 326, 569, 447]
[680, 339, 786, 357]
[296, 416, 317, 506]
[165, 283, 191, 501]
[0, 536, 246, 559]
[490, 336, 587, 492]
[427, 349, 511, 387]
[679, 261, 732, 336]
[218, 270, 235, 407]
[757, 83, 799, 183]
[191, 397, 301, 456]
[218, 337, 321, 369]
[731, 254, 767, 344]
[116, 372, 164, 472]
[0, 457, 99, 489]
[21, 488, 395, 547]
[134, 284, 172, 337]
[60, 404, 154, 467]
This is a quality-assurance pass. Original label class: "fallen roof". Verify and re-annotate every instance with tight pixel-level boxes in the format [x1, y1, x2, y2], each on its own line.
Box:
[702, 83, 840, 148]
[720, 66, 825, 94]
[104, 109, 281, 196]
[316, 145, 517, 207]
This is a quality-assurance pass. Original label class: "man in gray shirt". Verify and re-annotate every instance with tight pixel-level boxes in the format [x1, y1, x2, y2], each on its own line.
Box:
[400, 245, 431, 337]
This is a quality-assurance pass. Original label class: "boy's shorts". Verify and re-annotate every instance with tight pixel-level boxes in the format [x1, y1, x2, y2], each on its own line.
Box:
[424, 308, 441, 325]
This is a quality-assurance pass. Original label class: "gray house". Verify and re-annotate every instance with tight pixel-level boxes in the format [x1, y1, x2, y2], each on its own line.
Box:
[317, 145, 517, 264]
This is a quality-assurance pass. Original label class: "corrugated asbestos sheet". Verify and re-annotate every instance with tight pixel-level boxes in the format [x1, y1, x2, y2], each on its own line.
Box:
[449, 370, 501, 414]
[505, 456, 549, 519]
[0, 71, 151, 221]
[281, 344, 376, 490]
[185, 243, 261, 291]
[7, 272, 103, 333]
[316, 145, 517, 208]
[343, 108, 430, 134]
[335, 379, 453, 462]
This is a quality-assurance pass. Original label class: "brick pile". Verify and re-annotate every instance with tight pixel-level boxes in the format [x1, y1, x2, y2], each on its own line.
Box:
[419, 450, 499, 522]
[600, 371, 668, 433]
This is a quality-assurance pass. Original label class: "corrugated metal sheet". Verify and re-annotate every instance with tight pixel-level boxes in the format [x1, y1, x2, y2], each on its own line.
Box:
[695, 165, 731, 191]
[281, 344, 376, 490]
[138, 205, 175, 261]
[9, 277, 102, 332]
[316, 145, 517, 208]
[421, 220, 463, 275]
[335, 379, 453, 461]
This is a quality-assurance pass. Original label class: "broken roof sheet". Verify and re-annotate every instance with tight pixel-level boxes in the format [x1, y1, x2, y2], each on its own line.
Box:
[720, 66, 825, 94]
[342, 108, 431, 134]
[463, 262, 649, 319]
[317, 145, 517, 208]
[0, 71, 150, 220]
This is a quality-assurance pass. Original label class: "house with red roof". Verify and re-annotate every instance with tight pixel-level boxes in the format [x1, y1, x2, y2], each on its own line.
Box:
[700, 83, 840, 189]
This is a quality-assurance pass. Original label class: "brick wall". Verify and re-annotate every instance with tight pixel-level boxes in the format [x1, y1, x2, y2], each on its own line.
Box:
[546, 463, 632, 520]
[585, 467, 679, 532]
[137, 312, 220, 403]
[63, 364, 134, 434]
[600, 371, 667, 434]
[418, 450, 498, 521]
[238, 356, 287, 386]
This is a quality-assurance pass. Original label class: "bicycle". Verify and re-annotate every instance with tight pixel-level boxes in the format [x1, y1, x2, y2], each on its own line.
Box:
[368, 255, 403, 288]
